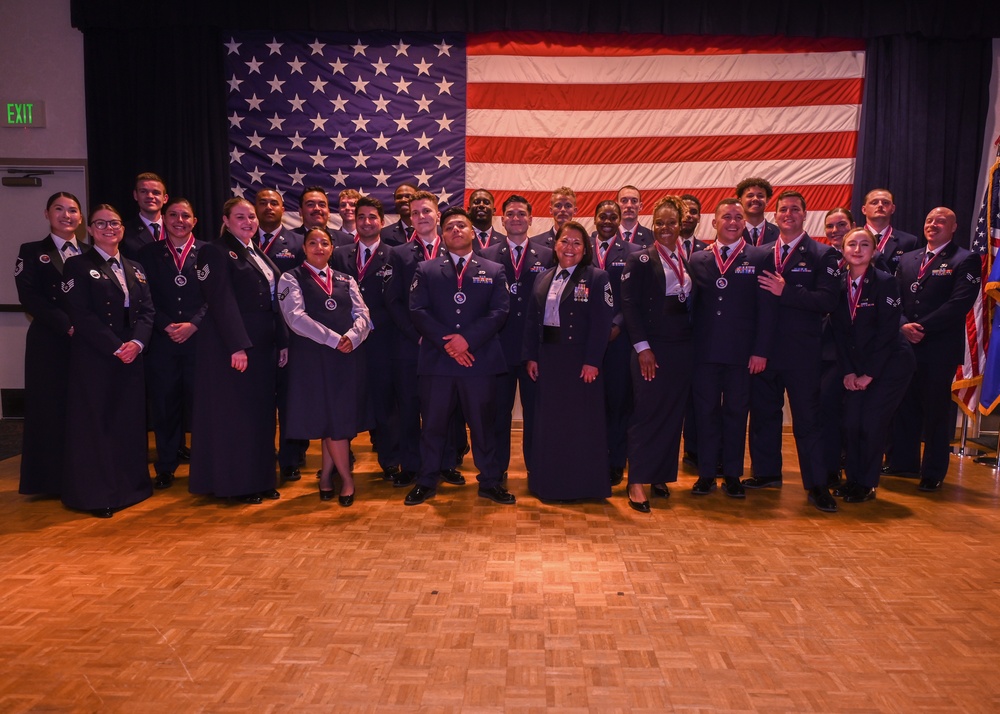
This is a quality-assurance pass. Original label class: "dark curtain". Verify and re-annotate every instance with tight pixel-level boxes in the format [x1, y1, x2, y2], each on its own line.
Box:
[71, 0, 1000, 38]
[853, 35, 994, 243]
[83, 26, 230, 236]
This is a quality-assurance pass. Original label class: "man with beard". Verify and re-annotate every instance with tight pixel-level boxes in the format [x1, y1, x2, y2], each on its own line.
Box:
[381, 183, 418, 246]
[468, 188, 505, 254]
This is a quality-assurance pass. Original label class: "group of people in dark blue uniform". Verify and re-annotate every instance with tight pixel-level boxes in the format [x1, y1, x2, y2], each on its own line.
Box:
[15, 172, 980, 518]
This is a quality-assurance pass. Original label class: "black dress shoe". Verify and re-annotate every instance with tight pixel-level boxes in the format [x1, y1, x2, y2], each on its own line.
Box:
[439, 468, 466, 486]
[392, 471, 417, 488]
[177, 445, 191, 461]
[405, 485, 436, 505]
[281, 466, 301, 482]
[827, 471, 842, 489]
[651, 484, 670, 499]
[628, 498, 650, 513]
[721, 477, 746, 499]
[382, 465, 401, 481]
[682, 451, 698, 467]
[808, 487, 838, 513]
[918, 478, 944, 492]
[153, 472, 175, 490]
[742, 476, 782, 489]
[319, 489, 335, 501]
[259, 489, 280, 500]
[609, 467, 625, 486]
[238, 493, 263, 504]
[91, 508, 113, 519]
[338, 492, 355, 507]
[843, 485, 876, 503]
[691, 478, 716, 495]
[832, 481, 856, 498]
[478, 485, 516, 504]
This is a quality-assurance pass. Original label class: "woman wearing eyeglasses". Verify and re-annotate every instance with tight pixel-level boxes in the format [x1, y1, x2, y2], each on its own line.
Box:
[14, 192, 88, 498]
[61, 204, 155, 518]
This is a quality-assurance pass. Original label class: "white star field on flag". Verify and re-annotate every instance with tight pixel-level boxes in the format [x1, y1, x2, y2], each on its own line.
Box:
[225, 32, 465, 217]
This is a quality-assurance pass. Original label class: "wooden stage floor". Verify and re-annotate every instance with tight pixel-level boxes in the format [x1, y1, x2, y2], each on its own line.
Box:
[1, 434, 999, 713]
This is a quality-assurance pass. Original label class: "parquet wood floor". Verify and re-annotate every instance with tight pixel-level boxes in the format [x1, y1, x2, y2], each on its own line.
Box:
[1, 433, 999, 713]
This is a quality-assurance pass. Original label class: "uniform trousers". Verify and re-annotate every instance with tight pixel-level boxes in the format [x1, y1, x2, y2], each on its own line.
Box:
[888, 361, 955, 480]
[602, 335, 633, 470]
[392, 357, 423, 473]
[276, 366, 308, 469]
[494, 364, 537, 474]
[843, 352, 915, 488]
[146, 332, 196, 474]
[749, 364, 827, 488]
[627, 339, 692, 484]
[819, 358, 844, 478]
[366, 341, 400, 470]
[416, 374, 500, 489]
[692, 363, 752, 480]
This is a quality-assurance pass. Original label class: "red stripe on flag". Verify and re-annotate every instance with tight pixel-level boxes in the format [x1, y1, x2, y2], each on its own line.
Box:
[468, 33, 866, 56]
[465, 185, 854, 223]
[467, 79, 864, 112]
[467, 132, 859, 165]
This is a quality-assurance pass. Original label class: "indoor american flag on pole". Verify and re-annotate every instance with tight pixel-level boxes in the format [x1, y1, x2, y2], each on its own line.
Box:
[225, 32, 865, 237]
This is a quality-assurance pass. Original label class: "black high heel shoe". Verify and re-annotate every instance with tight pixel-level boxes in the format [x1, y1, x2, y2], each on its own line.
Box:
[338, 492, 354, 507]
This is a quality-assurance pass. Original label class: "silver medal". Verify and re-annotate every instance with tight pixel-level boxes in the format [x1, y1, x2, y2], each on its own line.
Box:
[910, 281, 919, 293]
[325, 298, 337, 310]
[174, 275, 187, 287]
[454, 291, 467, 304]
[716, 277, 728, 289]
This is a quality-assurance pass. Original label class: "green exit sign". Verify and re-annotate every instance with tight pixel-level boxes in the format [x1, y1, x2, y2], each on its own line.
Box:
[2, 101, 46, 128]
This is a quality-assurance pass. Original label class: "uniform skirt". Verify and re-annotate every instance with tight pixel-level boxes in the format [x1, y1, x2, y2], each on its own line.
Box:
[528, 342, 611, 500]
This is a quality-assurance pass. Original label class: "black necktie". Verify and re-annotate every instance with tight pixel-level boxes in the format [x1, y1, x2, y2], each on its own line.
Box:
[456, 256, 466, 272]
[720, 246, 729, 261]
[922, 251, 935, 268]
[624, 230, 632, 242]
[261, 232, 272, 247]
[514, 245, 522, 263]
[61, 242, 76, 255]
[780, 244, 790, 263]
[176, 246, 184, 254]
[479, 231, 488, 243]
[600, 241, 609, 258]
[751, 227, 759, 245]
[363, 247, 371, 264]
[247, 245, 257, 258]
[318, 270, 327, 278]
[150, 224, 160, 240]
[108, 257, 120, 269]
[557, 269, 569, 280]
[874, 233, 882, 243]
[683, 240, 691, 258]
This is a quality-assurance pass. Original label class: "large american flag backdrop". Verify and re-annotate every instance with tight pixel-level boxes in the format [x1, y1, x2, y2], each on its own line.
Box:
[225, 32, 866, 238]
